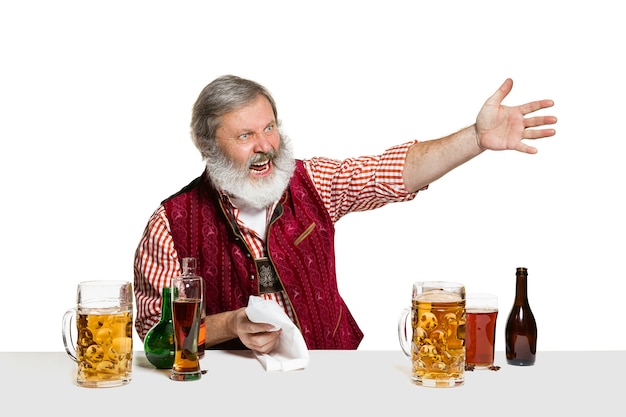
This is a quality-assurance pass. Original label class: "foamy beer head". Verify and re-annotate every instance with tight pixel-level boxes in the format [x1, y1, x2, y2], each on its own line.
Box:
[413, 281, 466, 300]
[417, 289, 464, 303]
[410, 281, 466, 388]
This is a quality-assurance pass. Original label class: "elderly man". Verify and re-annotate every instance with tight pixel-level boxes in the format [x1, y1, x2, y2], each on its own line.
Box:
[134, 75, 556, 352]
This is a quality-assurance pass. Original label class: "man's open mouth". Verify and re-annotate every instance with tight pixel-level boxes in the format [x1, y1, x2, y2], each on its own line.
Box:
[250, 160, 271, 174]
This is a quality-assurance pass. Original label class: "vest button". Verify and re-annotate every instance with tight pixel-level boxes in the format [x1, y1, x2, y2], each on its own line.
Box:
[249, 275, 255, 280]
[245, 253, 251, 258]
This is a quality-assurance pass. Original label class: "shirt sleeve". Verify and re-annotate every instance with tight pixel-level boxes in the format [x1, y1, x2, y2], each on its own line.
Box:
[133, 205, 181, 340]
[303, 140, 425, 222]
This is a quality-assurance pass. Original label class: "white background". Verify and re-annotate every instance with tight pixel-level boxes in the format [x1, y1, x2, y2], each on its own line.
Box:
[1, 1, 623, 352]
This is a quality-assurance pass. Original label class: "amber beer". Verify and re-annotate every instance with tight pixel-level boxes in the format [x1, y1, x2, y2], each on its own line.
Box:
[411, 286, 466, 387]
[62, 280, 133, 388]
[465, 308, 498, 367]
[170, 274, 204, 381]
[75, 309, 133, 386]
[172, 299, 202, 372]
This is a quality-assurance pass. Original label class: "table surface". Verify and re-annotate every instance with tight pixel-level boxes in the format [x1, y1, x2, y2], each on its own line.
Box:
[1, 350, 622, 415]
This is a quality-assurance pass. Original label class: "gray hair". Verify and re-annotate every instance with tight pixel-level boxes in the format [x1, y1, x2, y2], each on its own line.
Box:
[190, 75, 278, 160]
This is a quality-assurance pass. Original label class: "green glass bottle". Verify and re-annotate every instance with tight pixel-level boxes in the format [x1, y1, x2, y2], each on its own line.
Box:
[144, 286, 175, 369]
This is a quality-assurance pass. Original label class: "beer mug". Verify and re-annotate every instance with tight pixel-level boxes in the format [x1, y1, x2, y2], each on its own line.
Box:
[398, 281, 466, 387]
[62, 280, 133, 388]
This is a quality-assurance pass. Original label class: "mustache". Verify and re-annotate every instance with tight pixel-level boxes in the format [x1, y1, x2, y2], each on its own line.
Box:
[247, 149, 278, 167]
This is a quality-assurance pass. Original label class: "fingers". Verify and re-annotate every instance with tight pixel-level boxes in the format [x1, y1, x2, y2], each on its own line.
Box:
[245, 329, 282, 354]
[520, 99, 555, 116]
[235, 310, 281, 353]
[524, 115, 558, 130]
[241, 318, 276, 337]
[516, 143, 538, 155]
[523, 128, 557, 140]
[491, 79, 555, 119]
[488, 78, 514, 106]
[522, 114, 557, 140]
[519, 101, 557, 142]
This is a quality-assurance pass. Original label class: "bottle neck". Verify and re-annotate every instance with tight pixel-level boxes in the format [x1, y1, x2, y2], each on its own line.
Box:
[182, 257, 198, 276]
[160, 287, 173, 321]
[514, 273, 529, 305]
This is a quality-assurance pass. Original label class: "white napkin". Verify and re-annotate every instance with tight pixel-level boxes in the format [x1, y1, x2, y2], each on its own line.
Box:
[245, 295, 310, 371]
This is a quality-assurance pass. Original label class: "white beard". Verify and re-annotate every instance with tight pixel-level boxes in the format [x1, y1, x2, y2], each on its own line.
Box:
[204, 131, 296, 210]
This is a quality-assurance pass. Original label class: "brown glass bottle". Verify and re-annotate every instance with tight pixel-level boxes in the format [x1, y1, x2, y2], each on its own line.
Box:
[182, 257, 206, 358]
[505, 267, 537, 365]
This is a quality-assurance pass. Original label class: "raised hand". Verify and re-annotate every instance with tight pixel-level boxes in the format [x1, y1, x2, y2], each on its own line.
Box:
[476, 78, 557, 154]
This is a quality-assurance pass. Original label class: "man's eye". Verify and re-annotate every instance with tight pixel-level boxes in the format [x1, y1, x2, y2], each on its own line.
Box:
[265, 125, 273, 132]
[238, 133, 249, 140]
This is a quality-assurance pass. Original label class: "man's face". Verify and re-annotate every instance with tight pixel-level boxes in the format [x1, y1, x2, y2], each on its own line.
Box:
[215, 95, 281, 181]
[206, 94, 295, 210]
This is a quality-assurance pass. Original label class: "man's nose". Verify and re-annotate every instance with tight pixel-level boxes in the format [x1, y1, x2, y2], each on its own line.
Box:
[252, 133, 274, 154]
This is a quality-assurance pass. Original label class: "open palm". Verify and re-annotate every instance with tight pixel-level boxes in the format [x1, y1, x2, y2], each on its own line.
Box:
[476, 79, 557, 154]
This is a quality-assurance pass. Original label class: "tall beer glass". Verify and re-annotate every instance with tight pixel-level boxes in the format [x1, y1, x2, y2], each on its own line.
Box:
[170, 275, 204, 381]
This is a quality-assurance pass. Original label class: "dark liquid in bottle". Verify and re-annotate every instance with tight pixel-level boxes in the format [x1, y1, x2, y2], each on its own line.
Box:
[505, 267, 537, 366]
[505, 319, 537, 365]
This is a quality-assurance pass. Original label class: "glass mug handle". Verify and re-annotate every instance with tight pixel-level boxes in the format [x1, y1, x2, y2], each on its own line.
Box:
[62, 308, 78, 362]
[397, 307, 412, 357]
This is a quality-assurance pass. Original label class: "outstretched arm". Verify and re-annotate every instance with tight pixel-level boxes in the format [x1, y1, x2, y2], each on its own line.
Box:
[403, 78, 557, 192]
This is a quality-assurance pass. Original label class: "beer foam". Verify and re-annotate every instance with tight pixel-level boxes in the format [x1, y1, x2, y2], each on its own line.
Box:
[466, 307, 498, 313]
[417, 289, 463, 302]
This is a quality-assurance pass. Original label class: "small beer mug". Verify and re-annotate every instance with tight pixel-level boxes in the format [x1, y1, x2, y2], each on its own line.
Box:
[398, 281, 466, 387]
[62, 280, 133, 388]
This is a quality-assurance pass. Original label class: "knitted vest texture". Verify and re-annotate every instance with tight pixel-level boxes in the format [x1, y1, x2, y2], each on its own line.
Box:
[162, 160, 364, 349]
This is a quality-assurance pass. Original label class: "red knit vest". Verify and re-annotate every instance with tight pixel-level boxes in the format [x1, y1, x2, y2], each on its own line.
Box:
[162, 160, 363, 349]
